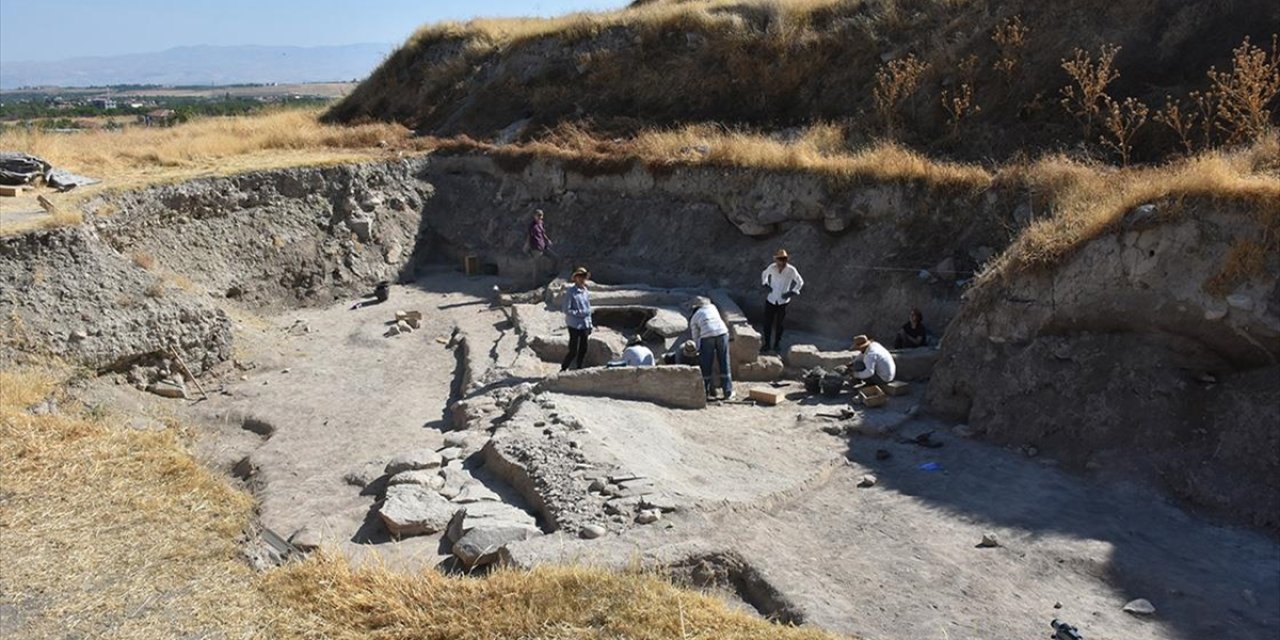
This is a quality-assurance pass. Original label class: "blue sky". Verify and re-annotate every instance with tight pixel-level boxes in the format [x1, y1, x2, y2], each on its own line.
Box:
[0, 0, 626, 62]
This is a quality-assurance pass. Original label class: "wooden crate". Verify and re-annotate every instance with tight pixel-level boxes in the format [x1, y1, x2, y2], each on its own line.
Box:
[0, 185, 24, 197]
[885, 381, 911, 396]
[748, 387, 786, 406]
[859, 385, 888, 408]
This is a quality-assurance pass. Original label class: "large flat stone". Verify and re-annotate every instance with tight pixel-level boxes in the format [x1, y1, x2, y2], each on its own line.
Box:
[378, 485, 458, 537]
[528, 330, 626, 366]
[384, 448, 443, 475]
[785, 344, 856, 370]
[537, 365, 707, 409]
[446, 500, 540, 543]
[735, 355, 784, 381]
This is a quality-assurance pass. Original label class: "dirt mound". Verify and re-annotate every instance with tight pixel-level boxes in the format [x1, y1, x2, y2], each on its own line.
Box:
[0, 228, 231, 378]
[928, 201, 1280, 527]
[326, 0, 1278, 163]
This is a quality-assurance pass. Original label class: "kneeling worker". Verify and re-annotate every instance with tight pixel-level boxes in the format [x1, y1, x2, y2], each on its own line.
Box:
[851, 334, 895, 387]
[622, 335, 655, 367]
[663, 340, 700, 366]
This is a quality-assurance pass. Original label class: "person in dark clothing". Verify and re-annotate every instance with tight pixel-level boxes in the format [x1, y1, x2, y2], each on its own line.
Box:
[527, 209, 559, 284]
[561, 267, 593, 371]
[894, 308, 929, 349]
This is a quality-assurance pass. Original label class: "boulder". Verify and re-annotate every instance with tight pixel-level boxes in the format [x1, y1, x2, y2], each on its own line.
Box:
[147, 379, 188, 399]
[644, 308, 689, 338]
[528, 330, 626, 367]
[378, 485, 458, 537]
[537, 366, 707, 410]
[445, 500, 540, 543]
[384, 449, 443, 475]
[452, 481, 501, 504]
[452, 525, 541, 568]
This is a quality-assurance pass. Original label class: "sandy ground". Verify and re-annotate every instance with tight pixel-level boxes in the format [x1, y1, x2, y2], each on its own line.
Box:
[109, 271, 1279, 640]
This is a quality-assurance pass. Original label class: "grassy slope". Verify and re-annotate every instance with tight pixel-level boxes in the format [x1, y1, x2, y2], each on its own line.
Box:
[326, 0, 1279, 163]
[0, 364, 848, 640]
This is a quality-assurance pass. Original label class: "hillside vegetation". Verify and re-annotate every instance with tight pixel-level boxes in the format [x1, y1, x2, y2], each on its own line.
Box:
[327, 0, 1279, 164]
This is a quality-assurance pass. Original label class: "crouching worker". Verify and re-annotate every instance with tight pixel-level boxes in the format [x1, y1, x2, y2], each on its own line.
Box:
[894, 308, 930, 349]
[622, 335, 655, 367]
[662, 340, 700, 365]
[850, 334, 895, 388]
[689, 298, 733, 401]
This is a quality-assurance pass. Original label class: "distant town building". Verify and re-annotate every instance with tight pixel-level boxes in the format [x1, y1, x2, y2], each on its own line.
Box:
[90, 97, 117, 110]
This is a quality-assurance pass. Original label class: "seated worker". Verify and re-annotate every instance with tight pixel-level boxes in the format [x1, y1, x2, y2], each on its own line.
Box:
[662, 340, 700, 366]
[621, 335, 656, 367]
[850, 334, 896, 387]
[894, 308, 929, 349]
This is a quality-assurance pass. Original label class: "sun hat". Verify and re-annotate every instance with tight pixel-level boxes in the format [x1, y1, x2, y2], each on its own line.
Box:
[681, 340, 697, 354]
[853, 334, 871, 349]
[774, 249, 789, 260]
[571, 267, 590, 279]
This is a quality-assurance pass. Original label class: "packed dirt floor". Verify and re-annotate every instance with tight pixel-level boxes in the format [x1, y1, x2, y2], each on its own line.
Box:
[88, 269, 1280, 640]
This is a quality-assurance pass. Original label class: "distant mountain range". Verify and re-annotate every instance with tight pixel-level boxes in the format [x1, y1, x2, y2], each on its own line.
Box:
[0, 44, 393, 89]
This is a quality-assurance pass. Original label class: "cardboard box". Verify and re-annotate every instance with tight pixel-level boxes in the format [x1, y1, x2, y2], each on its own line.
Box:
[748, 387, 786, 406]
[885, 381, 911, 396]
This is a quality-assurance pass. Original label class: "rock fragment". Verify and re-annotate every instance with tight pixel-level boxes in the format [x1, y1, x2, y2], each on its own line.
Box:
[453, 525, 540, 568]
[579, 524, 607, 539]
[1123, 598, 1156, 615]
[378, 485, 457, 537]
[977, 533, 1001, 548]
[858, 474, 878, 488]
[384, 449, 443, 475]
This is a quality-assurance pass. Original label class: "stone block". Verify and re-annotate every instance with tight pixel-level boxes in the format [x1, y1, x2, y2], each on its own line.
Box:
[890, 348, 939, 382]
[785, 344, 856, 370]
[378, 485, 457, 537]
[735, 355, 784, 381]
[885, 381, 911, 396]
[528, 329, 626, 367]
[537, 365, 707, 409]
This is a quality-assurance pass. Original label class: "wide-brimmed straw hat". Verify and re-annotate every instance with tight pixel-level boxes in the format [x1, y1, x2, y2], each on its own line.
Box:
[681, 340, 697, 354]
[852, 334, 871, 349]
[774, 249, 790, 260]
[571, 267, 590, 279]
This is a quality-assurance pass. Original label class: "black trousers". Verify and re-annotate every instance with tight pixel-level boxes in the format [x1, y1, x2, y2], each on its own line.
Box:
[762, 302, 788, 348]
[561, 327, 590, 371]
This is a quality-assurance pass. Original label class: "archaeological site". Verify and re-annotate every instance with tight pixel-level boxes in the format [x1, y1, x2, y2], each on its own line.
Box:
[2, 0, 1278, 638]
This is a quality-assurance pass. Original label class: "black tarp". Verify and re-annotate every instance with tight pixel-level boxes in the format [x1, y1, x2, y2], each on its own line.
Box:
[0, 151, 99, 190]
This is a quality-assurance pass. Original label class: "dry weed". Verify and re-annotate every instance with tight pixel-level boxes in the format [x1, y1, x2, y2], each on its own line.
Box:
[1208, 35, 1280, 144]
[1060, 44, 1121, 138]
[874, 54, 928, 137]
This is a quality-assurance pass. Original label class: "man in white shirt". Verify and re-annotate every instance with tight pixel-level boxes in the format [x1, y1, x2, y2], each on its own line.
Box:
[689, 297, 733, 400]
[850, 334, 896, 387]
[622, 336, 655, 367]
[760, 249, 804, 353]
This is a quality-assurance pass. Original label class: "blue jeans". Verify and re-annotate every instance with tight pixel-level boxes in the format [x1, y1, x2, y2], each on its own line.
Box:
[699, 334, 732, 397]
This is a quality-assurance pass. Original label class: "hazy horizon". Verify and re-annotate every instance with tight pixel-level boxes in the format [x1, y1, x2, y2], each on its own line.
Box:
[0, 0, 626, 64]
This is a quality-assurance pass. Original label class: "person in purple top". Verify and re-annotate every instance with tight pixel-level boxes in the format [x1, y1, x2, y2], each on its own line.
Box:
[527, 209, 559, 283]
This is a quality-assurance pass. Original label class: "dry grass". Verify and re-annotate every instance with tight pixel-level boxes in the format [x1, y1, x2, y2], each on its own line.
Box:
[0, 363, 271, 639]
[988, 132, 1280, 278]
[263, 553, 843, 640]
[0, 364, 849, 639]
[0, 109, 420, 235]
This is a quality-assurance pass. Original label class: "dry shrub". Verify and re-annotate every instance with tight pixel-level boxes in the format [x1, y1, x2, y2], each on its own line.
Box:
[1099, 96, 1150, 166]
[992, 15, 1030, 83]
[1060, 44, 1121, 138]
[263, 552, 844, 640]
[942, 82, 981, 137]
[874, 54, 928, 136]
[1208, 35, 1280, 144]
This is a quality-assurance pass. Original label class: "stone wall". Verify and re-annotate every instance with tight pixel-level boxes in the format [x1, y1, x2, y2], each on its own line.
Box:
[537, 366, 708, 409]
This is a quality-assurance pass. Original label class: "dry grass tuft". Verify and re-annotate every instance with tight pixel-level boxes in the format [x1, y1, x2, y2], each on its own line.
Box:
[263, 552, 843, 640]
[1, 364, 850, 639]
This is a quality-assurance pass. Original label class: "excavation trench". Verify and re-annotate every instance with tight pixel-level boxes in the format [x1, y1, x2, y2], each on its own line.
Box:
[1, 154, 1277, 640]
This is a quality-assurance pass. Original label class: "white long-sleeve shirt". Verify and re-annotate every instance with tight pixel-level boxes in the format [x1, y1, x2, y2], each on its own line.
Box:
[689, 305, 729, 343]
[854, 341, 896, 382]
[622, 345, 655, 367]
[761, 263, 804, 305]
